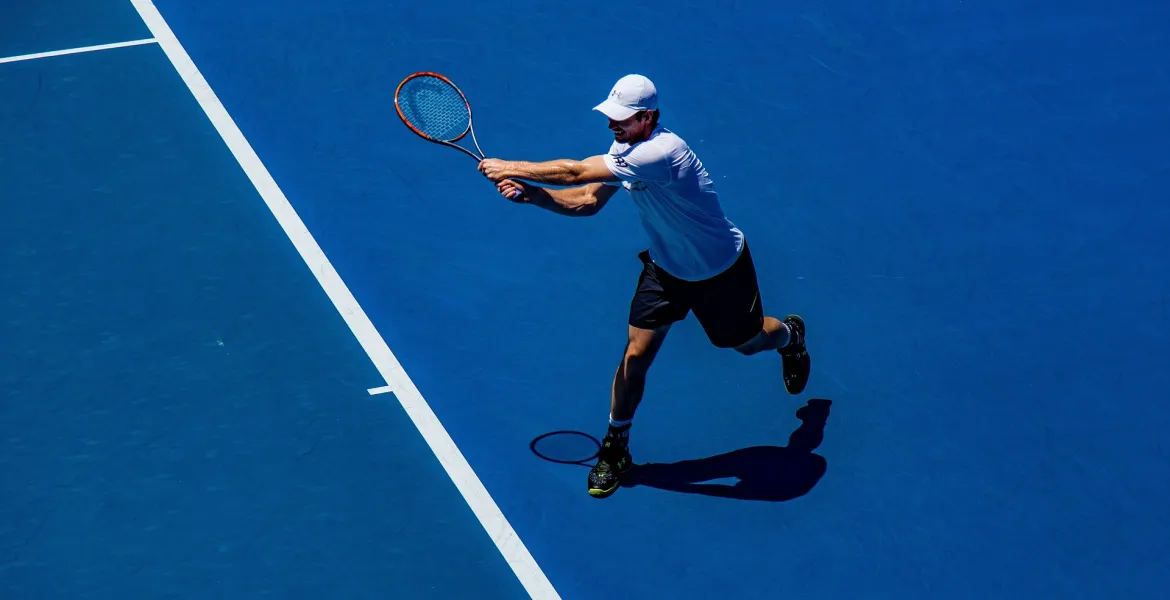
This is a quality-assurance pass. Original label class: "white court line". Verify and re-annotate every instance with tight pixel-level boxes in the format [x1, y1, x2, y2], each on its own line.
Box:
[127, 1, 561, 599]
[0, 38, 156, 65]
[367, 386, 394, 396]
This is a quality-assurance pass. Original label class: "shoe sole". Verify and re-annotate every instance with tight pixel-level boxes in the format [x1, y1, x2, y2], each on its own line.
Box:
[588, 483, 620, 498]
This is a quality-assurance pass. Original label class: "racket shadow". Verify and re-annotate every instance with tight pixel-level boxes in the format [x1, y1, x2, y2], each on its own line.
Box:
[622, 398, 833, 502]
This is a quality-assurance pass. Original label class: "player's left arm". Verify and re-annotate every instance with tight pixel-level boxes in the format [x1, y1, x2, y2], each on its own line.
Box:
[479, 156, 620, 186]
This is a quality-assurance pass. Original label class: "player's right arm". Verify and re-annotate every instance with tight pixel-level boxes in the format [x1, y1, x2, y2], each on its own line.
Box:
[495, 179, 619, 217]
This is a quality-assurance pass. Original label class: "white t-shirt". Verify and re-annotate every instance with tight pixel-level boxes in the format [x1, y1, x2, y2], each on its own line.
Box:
[602, 125, 744, 281]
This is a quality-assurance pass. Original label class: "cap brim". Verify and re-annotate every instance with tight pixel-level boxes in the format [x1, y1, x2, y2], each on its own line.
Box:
[592, 99, 638, 121]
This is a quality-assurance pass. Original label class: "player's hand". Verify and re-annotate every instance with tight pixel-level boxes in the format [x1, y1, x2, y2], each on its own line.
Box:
[496, 179, 526, 202]
[478, 158, 510, 182]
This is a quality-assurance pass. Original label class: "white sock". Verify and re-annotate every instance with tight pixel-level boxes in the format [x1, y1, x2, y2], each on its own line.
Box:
[778, 322, 793, 348]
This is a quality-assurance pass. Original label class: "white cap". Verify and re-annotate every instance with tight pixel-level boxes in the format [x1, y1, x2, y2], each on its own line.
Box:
[592, 74, 658, 121]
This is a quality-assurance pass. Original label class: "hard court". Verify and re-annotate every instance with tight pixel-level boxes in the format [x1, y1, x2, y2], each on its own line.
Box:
[3, 1, 1168, 599]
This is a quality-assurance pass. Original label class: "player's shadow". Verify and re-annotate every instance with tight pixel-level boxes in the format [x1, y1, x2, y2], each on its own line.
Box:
[621, 398, 832, 502]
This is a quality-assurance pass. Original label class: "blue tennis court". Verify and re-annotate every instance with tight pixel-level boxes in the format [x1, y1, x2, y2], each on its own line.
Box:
[4, 1, 1168, 598]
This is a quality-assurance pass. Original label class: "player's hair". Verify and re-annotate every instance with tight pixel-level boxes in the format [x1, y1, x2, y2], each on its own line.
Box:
[637, 109, 660, 128]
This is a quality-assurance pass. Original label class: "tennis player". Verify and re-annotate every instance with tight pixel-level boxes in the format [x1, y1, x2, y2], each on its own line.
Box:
[477, 74, 811, 498]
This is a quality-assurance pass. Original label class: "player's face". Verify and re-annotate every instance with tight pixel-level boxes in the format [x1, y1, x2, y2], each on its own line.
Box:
[608, 111, 652, 143]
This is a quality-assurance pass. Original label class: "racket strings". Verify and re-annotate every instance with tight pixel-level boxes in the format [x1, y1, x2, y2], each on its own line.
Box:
[398, 77, 471, 142]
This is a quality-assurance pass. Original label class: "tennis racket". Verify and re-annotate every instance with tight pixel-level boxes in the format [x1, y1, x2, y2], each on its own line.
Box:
[394, 71, 523, 199]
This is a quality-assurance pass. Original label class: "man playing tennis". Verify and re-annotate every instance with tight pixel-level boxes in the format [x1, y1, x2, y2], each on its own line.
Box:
[477, 74, 811, 498]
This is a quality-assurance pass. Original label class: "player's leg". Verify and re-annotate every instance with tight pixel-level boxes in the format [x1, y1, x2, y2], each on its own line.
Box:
[589, 252, 687, 498]
[589, 324, 670, 498]
[691, 242, 811, 394]
[734, 315, 790, 354]
[611, 324, 671, 423]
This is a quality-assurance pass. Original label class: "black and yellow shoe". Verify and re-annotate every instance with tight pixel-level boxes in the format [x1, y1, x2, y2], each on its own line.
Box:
[588, 429, 633, 498]
[779, 314, 810, 395]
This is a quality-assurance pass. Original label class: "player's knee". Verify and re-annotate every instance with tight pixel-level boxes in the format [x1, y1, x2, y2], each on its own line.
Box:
[621, 345, 654, 376]
[620, 337, 657, 377]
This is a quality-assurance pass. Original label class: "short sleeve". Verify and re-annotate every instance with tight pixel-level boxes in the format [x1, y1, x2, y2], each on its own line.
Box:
[602, 139, 673, 184]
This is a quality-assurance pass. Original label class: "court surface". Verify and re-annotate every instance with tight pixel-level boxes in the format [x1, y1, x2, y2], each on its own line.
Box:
[3, 1, 1169, 599]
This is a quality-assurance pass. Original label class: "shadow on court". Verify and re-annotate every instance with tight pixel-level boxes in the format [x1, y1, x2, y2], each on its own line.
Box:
[621, 398, 832, 502]
[530, 399, 832, 502]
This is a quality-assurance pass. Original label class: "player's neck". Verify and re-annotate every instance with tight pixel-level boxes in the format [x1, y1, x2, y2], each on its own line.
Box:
[632, 125, 658, 143]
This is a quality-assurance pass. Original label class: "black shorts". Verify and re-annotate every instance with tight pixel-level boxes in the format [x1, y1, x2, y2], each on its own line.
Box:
[629, 242, 764, 348]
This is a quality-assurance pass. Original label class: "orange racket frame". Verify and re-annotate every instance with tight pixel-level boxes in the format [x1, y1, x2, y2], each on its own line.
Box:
[394, 71, 485, 162]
